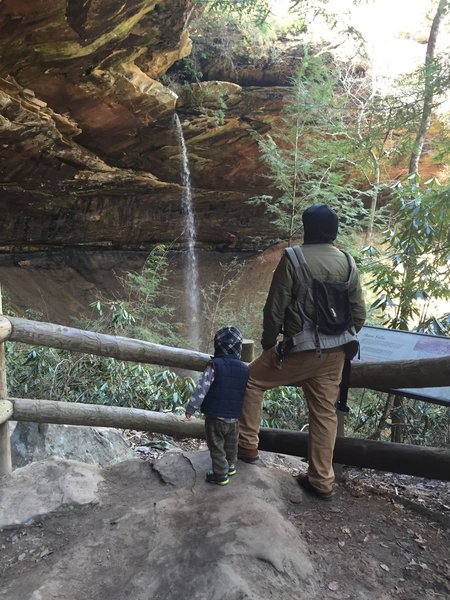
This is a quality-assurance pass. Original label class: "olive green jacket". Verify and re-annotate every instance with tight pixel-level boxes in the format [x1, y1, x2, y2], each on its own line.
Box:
[261, 243, 367, 351]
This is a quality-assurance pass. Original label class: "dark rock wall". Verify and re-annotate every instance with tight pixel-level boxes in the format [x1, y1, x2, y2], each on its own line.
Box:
[0, 0, 283, 252]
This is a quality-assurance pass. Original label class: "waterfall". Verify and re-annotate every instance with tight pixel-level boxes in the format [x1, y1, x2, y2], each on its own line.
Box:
[173, 114, 201, 349]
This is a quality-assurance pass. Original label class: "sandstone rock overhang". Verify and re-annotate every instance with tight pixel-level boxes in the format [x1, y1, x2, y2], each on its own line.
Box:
[0, 1, 280, 251]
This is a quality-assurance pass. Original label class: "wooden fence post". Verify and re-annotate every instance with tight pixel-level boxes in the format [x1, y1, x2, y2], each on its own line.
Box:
[0, 287, 12, 477]
[241, 339, 254, 363]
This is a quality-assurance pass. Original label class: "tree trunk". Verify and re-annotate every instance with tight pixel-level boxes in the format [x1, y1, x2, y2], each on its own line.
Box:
[0, 291, 11, 477]
[2, 316, 209, 373]
[408, 0, 449, 175]
[349, 355, 450, 390]
[369, 392, 395, 440]
[390, 394, 404, 443]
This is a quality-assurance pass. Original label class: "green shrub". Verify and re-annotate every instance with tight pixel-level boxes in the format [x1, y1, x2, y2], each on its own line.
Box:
[261, 385, 308, 430]
[6, 342, 195, 413]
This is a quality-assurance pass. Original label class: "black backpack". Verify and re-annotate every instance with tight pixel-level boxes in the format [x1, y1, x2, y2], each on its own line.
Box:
[284, 245, 356, 412]
[285, 245, 354, 337]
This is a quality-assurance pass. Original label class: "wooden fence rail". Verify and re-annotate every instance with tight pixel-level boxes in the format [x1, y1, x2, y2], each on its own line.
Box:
[7, 397, 450, 481]
[1, 316, 208, 372]
[0, 313, 449, 480]
[1, 315, 450, 387]
[11, 397, 205, 438]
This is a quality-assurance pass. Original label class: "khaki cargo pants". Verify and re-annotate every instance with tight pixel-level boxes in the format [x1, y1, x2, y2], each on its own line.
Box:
[239, 347, 345, 494]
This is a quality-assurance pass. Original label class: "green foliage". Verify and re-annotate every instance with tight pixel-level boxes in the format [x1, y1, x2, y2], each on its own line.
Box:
[91, 245, 180, 347]
[339, 66, 421, 183]
[6, 337, 195, 413]
[194, 0, 272, 25]
[347, 389, 387, 438]
[252, 53, 368, 245]
[398, 400, 450, 447]
[348, 388, 450, 447]
[259, 383, 449, 447]
[362, 175, 450, 445]
[200, 258, 264, 352]
[183, 82, 230, 125]
[166, 9, 278, 86]
[364, 176, 450, 330]
[161, 56, 204, 86]
[417, 312, 450, 336]
[432, 115, 450, 165]
[4, 244, 195, 413]
[149, 370, 196, 413]
[261, 386, 308, 430]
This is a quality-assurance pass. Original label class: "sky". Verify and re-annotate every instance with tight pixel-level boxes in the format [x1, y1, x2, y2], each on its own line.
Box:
[269, 0, 448, 82]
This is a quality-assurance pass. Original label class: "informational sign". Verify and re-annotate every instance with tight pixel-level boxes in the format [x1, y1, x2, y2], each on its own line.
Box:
[356, 325, 450, 407]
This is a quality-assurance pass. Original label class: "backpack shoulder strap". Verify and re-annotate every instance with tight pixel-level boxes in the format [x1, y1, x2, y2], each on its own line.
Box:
[286, 246, 356, 285]
[285, 246, 300, 268]
[284, 246, 314, 327]
[340, 250, 356, 284]
[284, 245, 313, 281]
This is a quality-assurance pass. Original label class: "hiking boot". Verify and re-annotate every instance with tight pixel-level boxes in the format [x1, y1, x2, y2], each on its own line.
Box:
[227, 464, 237, 476]
[206, 471, 229, 486]
[237, 446, 259, 463]
[297, 474, 334, 501]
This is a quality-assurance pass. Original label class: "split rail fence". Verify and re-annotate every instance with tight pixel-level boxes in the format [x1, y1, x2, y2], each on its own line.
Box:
[0, 313, 449, 481]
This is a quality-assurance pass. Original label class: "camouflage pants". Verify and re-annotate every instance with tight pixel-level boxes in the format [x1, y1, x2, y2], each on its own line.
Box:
[204, 416, 239, 477]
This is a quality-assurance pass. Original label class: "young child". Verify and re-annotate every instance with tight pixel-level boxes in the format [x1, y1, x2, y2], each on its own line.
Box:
[185, 326, 250, 486]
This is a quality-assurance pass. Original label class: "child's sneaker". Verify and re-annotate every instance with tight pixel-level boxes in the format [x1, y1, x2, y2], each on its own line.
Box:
[206, 471, 229, 486]
[227, 464, 237, 476]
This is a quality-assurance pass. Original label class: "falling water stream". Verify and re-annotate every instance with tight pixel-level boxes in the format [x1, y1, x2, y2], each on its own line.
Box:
[173, 114, 201, 349]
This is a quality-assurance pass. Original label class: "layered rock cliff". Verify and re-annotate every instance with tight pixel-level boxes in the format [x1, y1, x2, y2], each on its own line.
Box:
[0, 0, 284, 252]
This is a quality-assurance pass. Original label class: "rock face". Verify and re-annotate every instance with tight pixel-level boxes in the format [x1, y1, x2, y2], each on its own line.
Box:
[0, 458, 102, 529]
[0, 0, 281, 252]
[0, 2, 445, 255]
[10, 422, 136, 469]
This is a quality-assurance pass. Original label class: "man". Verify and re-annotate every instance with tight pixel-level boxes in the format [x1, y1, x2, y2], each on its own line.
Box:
[238, 204, 366, 500]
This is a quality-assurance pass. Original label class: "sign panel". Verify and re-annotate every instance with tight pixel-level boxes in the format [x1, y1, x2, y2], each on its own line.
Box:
[356, 325, 450, 407]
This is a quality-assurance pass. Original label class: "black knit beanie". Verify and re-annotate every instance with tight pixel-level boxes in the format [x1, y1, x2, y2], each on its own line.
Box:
[302, 204, 339, 244]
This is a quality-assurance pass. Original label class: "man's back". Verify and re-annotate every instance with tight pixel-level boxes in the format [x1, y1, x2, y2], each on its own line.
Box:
[262, 242, 366, 349]
[297, 243, 366, 331]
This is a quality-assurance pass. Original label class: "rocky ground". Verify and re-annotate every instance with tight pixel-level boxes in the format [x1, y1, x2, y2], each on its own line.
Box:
[1, 433, 449, 600]
[130, 431, 450, 526]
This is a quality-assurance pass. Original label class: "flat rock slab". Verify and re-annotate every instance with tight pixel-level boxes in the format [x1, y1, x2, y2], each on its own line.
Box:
[1, 452, 448, 600]
[0, 452, 316, 600]
[0, 458, 103, 528]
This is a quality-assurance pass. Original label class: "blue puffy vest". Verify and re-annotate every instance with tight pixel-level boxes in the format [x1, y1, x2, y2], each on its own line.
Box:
[201, 356, 249, 419]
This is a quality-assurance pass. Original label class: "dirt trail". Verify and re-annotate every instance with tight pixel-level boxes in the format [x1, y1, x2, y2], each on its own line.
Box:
[0, 448, 449, 600]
